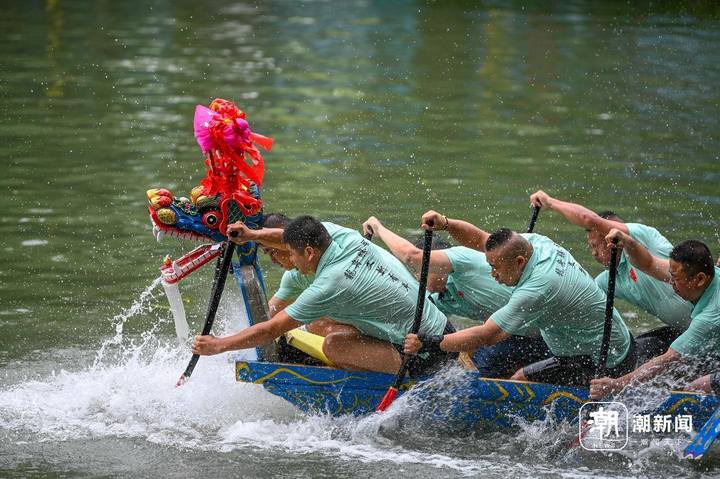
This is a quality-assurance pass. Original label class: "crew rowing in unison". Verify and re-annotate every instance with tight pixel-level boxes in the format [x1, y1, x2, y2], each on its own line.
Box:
[192, 196, 719, 399]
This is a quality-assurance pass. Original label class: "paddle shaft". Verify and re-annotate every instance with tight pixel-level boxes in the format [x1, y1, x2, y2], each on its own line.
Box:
[596, 238, 619, 378]
[177, 235, 237, 385]
[572, 241, 622, 447]
[377, 222, 433, 409]
[526, 205, 541, 234]
[400, 226, 434, 368]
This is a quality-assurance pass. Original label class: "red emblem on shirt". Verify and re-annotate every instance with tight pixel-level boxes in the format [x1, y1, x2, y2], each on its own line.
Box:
[457, 290, 465, 299]
[629, 267, 638, 283]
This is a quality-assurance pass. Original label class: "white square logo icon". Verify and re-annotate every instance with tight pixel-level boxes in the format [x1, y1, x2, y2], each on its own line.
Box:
[579, 401, 629, 451]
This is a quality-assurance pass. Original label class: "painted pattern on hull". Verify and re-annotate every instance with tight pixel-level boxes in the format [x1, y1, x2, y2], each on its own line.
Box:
[235, 360, 720, 429]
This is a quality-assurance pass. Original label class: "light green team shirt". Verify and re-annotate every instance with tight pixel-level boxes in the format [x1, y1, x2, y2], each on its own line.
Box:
[595, 223, 693, 329]
[276, 222, 417, 301]
[276, 268, 312, 301]
[491, 234, 632, 368]
[432, 247, 512, 320]
[670, 268, 720, 357]
[283, 223, 448, 345]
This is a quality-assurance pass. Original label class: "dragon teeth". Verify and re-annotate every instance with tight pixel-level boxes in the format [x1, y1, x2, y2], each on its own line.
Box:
[151, 223, 207, 244]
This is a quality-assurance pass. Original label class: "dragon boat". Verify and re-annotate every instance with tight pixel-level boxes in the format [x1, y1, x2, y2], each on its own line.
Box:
[146, 98, 720, 443]
[233, 358, 720, 431]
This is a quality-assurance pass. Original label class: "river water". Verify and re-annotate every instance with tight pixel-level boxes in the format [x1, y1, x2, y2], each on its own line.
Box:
[1, 0, 719, 477]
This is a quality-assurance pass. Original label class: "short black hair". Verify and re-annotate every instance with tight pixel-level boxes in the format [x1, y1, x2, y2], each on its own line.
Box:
[485, 228, 515, 252]
[670, 240, 715, 278]
[283, 215, 332, 251]
[263, 212, 291, 229]
[414, 234, 453, 250]
[596, 210, 624, 222]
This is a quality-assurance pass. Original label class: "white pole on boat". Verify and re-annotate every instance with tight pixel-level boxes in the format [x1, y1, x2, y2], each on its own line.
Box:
[161, 280, 190, 342]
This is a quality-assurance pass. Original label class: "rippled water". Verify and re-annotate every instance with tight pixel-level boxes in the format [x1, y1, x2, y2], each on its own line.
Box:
[1, 0, 719, 477]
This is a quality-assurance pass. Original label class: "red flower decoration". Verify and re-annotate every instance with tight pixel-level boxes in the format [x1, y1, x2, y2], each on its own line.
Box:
[192, 98, 273, 217]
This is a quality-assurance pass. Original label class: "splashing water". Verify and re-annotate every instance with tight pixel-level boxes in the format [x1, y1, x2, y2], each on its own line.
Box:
[1, 283, 719, 477]
[92, 277, 163, 370]
[0, 278, 297, 450]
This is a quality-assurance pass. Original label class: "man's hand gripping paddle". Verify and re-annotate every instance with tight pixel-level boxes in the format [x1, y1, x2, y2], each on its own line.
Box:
[176, 232, 238, 387]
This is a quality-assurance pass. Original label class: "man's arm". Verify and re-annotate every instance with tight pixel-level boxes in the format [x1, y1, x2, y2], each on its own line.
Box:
[590, 348, 681, 399]
[421, 210, 490, 252]
[606, 229, 671, 282]
[362, 216, 453, 275]
[529, 190, 629, 235]
[405, 319, 510, 353]
[226, 223, 287, 249]
[192, 310, 301, 355]
[268, 295, 292, 317]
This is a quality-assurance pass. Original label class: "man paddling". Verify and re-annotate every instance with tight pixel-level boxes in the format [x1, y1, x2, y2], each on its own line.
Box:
[362, 216, 551, 378]
[404, 211, 636, 387]
[529, 191, 693, 362]
[260, 212, 356, 338]
[590, 233, 720, 399]
[193, 215, 455, 374]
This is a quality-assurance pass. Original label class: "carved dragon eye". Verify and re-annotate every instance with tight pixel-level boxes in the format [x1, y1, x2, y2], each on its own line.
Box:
[202, 210, 222, 230]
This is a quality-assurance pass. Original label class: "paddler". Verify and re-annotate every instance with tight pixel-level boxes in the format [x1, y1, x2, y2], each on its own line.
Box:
[192, 215, 456, 374]
[259, 212, 356, 338]
[529, 190, 693, 362]
[362, 216, 551, 378]
[590, 233, 720, 399]
[404, 211, 636, 387]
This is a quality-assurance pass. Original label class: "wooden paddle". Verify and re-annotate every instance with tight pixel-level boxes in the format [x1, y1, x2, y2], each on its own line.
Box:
[176, 232, 238, 387]
[376, 220, 434, 412]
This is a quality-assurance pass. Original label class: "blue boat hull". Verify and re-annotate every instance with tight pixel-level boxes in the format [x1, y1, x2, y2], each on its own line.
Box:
[235, 360, 720, 429]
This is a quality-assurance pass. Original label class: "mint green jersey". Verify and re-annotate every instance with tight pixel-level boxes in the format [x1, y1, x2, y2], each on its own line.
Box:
[275, 222, 416, 301]
[671, 269, 720, 357]
[431, 247, 512, 321]
[275, 265, 313, 302]
[491, 234, 631, 367]
[595, 223, 692, 329]
[284, 223, 447, 345]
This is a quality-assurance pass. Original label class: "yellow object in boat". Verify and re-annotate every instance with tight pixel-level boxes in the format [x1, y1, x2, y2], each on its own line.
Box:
[285, 328, 334, 366]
